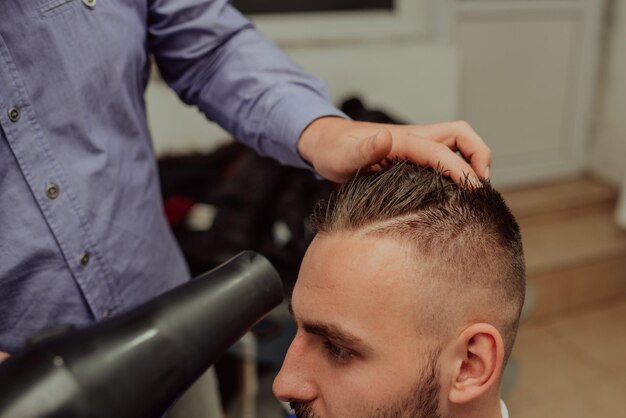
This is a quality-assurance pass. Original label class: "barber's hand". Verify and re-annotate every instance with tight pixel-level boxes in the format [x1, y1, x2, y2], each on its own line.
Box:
[298, 117, 490, 185]
[0, 351, 8, 362]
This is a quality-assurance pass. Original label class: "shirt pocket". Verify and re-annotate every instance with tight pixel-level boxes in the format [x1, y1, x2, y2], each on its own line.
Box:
[39, 0, 81, 18]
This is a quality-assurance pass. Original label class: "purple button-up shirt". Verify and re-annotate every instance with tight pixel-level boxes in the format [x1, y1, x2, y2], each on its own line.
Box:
[0, 0, 343, 353]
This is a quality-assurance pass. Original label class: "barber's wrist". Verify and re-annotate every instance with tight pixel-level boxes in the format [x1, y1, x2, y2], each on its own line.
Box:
[297, 116, 349, 167]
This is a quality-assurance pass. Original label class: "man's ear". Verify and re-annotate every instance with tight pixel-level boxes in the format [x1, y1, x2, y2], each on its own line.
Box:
[447, 323, 505, 405]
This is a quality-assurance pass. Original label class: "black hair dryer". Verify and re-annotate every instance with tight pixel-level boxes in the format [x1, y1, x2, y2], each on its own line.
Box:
[0, 251, 283, 418]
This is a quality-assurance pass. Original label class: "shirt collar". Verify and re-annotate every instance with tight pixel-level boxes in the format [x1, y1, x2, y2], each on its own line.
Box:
[500, 400, 509, 418]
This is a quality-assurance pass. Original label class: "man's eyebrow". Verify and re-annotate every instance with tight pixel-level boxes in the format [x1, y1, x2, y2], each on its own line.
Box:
[303, 322, 368, 348]
[288, 302, 370, 351]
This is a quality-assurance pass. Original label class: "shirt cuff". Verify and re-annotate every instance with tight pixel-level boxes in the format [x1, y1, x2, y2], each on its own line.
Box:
[261, 93, 349, 171]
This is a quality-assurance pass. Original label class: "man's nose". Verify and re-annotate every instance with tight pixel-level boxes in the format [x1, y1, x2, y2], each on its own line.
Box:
[272, 334, 317, 403]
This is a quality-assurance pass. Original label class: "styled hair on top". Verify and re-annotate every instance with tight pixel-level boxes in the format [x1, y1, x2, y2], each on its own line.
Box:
[312, 160, 526, 363]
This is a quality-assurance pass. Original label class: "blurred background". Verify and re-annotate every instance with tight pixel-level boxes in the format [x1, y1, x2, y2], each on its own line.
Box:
[147, 1, 626, 417]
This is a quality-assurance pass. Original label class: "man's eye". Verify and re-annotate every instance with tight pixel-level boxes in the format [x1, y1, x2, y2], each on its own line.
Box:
[323, 341, 352, 363]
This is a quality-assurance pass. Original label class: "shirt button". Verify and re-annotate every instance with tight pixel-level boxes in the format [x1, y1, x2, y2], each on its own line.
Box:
[45, 183, 60, 199]
[82, 0, 96, 8]
[102, 309, 112, 319]
[8, 107, 20, 123]
[80, 252, 91, 266]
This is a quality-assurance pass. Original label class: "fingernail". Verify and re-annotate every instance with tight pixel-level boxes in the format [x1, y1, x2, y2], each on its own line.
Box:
[464, 175, 480, 188]
[484, 166, 490, 180]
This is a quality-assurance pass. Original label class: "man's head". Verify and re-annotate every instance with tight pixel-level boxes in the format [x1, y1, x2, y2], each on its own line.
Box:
[273, 161, 525, 418]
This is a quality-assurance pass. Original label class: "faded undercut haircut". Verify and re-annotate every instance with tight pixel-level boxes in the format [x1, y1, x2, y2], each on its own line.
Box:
[311, 161, 526, 364]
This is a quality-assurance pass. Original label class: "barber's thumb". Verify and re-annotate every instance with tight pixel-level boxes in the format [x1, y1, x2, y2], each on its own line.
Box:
[357, 129, 392, 167]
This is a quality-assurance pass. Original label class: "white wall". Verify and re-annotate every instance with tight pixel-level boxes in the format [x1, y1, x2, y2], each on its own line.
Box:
[591, 0, 626, 185]
[448, 0, 604, 187]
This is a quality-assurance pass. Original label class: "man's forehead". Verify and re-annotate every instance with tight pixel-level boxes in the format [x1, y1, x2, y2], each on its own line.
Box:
[306, 232, 404, 266]
[299, 232, 422, 290]
[293, 233, 428, 335]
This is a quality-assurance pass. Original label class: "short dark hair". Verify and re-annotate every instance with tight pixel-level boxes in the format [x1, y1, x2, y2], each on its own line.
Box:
[311, 161, 526, 363]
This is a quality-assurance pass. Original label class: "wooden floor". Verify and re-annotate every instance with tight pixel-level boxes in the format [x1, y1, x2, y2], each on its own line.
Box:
[501, 177, 626, 417]
[505, 295, 626, 417]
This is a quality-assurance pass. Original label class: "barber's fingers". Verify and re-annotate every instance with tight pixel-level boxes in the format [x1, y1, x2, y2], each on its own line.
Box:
[406, 121, 491, 180]
[393, 134, 480, 185]
[299, 117, 488, 185]
[352, 128, 393, 169]
[0, 351, 9, 363]
[321, 128, 393, 182]
[348, 125, 481, 185]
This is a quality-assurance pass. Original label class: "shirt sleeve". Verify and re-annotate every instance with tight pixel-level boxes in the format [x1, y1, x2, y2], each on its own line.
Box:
[147, 0, 347, 169]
